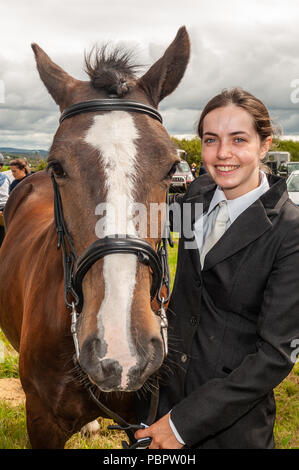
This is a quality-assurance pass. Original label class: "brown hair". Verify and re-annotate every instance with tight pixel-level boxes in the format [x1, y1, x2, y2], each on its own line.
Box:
[197, 87, 280, 142]
[10, 158, 31, 175]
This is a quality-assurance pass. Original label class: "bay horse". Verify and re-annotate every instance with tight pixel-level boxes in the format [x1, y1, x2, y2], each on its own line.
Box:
[0, 27, 190, 449]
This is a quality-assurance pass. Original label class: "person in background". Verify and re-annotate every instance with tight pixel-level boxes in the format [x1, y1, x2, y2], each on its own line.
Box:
[135, 87, 299, 449]
[0, 153, 10, 247]
[191, 163, 197, 179]
[9, 158, 31, 194]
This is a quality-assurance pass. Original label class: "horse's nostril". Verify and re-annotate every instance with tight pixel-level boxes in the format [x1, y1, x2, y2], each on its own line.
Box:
[79, 335, 123, 389]
[135, 335, 164, 375]
[80, 334, 107, 361]
[91, 336, 107, 358]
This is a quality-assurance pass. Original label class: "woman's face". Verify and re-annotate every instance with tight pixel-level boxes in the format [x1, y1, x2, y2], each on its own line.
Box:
[11, 165, 26, 180]
[202, 104, 271, 199]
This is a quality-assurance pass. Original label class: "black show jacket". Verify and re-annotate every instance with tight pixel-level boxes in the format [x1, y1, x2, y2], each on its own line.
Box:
[149, 173, 299, 449]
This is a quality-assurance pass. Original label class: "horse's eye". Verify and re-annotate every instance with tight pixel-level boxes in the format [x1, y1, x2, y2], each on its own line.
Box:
[47, 161, 66, 179]
[167, 162, 179, 178]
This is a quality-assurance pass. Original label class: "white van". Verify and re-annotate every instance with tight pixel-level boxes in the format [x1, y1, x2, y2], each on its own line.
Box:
[264, 151, 290, 174]
[286, 170, 299, 205]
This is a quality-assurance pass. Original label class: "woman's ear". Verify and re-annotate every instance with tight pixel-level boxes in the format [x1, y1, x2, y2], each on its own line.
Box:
[259, 136, 272, 161]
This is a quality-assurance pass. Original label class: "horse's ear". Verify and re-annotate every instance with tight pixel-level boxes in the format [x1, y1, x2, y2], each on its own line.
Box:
[138, 26, 190, 107]
[31, 43, 79, 110]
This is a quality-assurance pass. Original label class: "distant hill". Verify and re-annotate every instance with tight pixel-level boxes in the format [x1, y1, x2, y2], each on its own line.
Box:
[0, 147, 48, 158]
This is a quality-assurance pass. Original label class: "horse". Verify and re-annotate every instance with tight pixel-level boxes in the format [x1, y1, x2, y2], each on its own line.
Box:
[0, 27, 190, 449]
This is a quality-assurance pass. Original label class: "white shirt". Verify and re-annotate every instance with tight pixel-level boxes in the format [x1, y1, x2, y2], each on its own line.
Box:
[0, 174, 9, 208]
[169, 171, 270, 445]
[194, 171, 270, 258]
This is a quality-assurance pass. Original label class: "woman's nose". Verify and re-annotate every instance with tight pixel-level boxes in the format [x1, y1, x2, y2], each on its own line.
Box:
[217, 142, 232, 159]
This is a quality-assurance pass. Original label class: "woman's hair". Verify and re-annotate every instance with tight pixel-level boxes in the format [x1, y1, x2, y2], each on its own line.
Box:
[10, 158, 31, 175]
[197, 87, 280, 142]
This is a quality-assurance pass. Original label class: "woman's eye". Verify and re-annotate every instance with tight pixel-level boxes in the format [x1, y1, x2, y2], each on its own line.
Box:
[204, 138, 216, 144]
[234, 137, 245, 143]
[47, 162, 66, 178]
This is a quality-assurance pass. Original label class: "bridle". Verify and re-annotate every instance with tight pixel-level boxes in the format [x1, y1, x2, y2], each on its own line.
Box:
[51, 98, 173, 448]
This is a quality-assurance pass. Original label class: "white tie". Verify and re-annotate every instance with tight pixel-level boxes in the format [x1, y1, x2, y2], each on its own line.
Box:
[200, 201, 229, 266]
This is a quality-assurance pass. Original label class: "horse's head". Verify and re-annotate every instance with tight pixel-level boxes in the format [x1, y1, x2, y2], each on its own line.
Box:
[32, 27, 190, 392]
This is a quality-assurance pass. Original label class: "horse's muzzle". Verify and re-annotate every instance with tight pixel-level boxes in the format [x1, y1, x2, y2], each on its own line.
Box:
[79, 333, 163, 392]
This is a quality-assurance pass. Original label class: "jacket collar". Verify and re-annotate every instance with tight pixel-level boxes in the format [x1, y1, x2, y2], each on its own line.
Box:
[185, 173, 288, 272]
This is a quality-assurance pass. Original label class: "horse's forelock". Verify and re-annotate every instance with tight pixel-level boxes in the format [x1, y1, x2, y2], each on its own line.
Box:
[84, 45, 142, 97]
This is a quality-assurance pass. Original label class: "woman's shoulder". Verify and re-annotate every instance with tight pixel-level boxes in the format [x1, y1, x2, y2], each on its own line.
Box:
[9, 179, 18, 189]
[273, 198, 299, 258]
[281, 196, 299, 224]
[271, 191, 299, 256]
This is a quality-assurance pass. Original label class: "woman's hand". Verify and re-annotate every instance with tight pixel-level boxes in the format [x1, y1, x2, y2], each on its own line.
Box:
[134, 413, 184, 449]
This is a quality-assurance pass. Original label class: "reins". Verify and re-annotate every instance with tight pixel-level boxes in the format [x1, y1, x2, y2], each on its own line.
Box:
[51, 99, 172, 449]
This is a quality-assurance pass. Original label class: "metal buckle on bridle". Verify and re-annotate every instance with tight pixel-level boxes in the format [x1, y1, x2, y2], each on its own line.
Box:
[156, 296, 168, 358]
[71, 301, 80, 362]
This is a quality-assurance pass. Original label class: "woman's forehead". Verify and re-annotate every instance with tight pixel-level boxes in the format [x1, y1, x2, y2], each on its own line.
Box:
[203, 105, 256, 135]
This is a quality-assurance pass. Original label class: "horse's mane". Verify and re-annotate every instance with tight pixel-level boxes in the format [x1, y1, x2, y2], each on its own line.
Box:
[85, 45, 141, 97]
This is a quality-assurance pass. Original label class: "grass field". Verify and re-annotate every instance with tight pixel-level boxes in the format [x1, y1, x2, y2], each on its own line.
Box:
[0, 237, 298, 449]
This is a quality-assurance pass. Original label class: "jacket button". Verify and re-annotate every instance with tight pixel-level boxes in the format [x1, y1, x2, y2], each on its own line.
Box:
[181, 354, 188, 363]
[190, 315, 199, 326]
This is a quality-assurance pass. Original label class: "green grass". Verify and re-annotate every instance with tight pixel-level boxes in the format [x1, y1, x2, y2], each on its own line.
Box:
[274, 363, 299, 449]
[0, 237, 298, 448]
[0, 402, 29, 449]
[65, 419, 126, 449]
[0, 355, 19, 379]
[0, 366, 298, 449]
[168, 232, 179, 287]
[0, 330, 19, 378]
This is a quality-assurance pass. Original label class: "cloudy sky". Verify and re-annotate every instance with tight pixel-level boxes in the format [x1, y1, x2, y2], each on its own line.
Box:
[1, 0, 299, 149]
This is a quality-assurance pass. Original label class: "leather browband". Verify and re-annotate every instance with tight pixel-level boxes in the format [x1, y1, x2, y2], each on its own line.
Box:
[59, 99, 163, 124]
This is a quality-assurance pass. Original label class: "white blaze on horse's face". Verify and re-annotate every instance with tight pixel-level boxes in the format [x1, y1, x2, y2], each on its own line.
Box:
[85, 111, 140, 389]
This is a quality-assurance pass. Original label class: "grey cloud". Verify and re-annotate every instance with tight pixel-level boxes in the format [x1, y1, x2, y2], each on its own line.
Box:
[2, 1, 299, 148]
[161, 108, 201, 135]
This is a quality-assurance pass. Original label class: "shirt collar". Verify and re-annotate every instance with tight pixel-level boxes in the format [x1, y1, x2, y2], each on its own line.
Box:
[207, 171, 270, 224]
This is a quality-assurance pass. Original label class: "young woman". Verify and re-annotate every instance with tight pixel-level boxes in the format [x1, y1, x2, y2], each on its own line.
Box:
[9, 158, 31, 194]
[135, 88, 299, 449]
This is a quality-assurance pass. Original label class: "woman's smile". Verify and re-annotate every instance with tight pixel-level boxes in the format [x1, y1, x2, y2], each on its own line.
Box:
[214, 164, 240, 174]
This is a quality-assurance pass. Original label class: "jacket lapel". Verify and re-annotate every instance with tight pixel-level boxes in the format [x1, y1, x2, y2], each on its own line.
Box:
[203, 175, 288, 271]
[184, 178, 216, 276]
[183, 173, 288, 273]
[202, 200, 272, 271]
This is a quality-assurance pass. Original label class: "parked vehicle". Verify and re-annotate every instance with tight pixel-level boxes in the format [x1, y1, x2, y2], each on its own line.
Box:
[286, 170, 299, 206]
[170, 157, 194, 192]
[278, 161, 299, 178]
[264, 151, 290, 174]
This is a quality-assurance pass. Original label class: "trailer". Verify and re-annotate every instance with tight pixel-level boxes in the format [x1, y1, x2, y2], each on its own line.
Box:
[264, 151, 291, 174]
